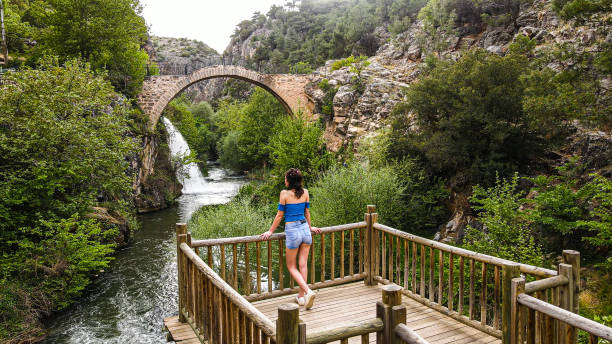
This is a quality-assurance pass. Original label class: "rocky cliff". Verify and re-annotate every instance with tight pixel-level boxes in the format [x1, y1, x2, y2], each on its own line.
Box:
[224, 0, 610, 241]
[304, 0, 610, 155]
[146, 36, 231, 103]
[132, 120, 183, 213]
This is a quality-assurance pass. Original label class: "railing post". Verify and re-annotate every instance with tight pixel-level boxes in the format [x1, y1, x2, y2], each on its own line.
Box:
[562, 250, 580, 314]
[377, 284, 402, 344]
[366, 205, 378, 286]
[563, 250, 580, 344]
[510, 277, 525, 344]
[559, 263, 575, 344]
[176, 223, 187, 322]
[365, 210, 372, 286]
[277, 303, 300, 344]
[390, 305, 407, 344]
[502, 263, 521, 344]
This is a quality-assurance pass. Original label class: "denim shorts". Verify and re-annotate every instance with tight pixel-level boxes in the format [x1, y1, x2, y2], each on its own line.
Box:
[284, 220, 312, 249]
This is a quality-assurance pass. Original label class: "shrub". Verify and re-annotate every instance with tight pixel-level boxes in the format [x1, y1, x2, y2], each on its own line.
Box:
[318, 79, 338, 118]
[330, 55, 369, 72]
[189, 198, 275, 239]
[309, 163, 406, 228]
[0, 59, 135, 339]
[464, 174, 544, 267]
[524, 160, 612, 269]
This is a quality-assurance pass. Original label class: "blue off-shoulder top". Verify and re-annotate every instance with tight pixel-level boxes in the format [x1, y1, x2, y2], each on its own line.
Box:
[278, 202, 310, 222]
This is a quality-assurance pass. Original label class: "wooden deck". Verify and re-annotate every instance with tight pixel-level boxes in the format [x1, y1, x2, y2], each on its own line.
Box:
[164, 316, 200, 344]
[252, 282, 501, 344]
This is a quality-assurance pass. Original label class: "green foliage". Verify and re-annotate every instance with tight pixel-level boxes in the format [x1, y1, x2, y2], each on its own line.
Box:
[231, 0, 428, 72]
[267, 113, 332, 184]
[552, 0, 611, 21]
[330, 55, 369, 72]
[388, 0, 428, 35]
[318, 79, 338, 118]
[389, 45, 589, 189]
[417, 0, 457, 56]
[0, 59, 137, 339]
[4, 0, 149, 96]
[464, 174, 544, 267]
[293, 61, 314, 74]
[216, 88, 287, 172]
[358, 130, 450, 233]
[189, 198, 274, 239]
[524, 159, 612, 269]
[310, 163, 406, 228]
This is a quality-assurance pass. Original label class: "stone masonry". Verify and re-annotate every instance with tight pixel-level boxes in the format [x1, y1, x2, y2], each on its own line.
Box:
[137, 65, 313, 130]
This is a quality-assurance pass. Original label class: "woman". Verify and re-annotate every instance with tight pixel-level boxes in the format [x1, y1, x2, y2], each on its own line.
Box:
[261, 168, 320, 309]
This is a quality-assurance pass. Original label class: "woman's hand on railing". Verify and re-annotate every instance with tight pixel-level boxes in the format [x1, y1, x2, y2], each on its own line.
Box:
[311, 226, 321, 234]
[260, 230, 273, 240]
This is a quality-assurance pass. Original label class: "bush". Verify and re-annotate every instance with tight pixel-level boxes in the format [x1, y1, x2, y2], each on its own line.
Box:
[310, 163, 406, 228]
[524, 160, 612, 269]
[358, 131, 450, 234]
[189, 198, 275, 239]
[464, 174, 544, 267]
[0, 59, 136, 340]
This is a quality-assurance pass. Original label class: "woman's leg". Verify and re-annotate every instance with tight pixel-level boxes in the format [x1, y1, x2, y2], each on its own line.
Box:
[297, 244, 311, 297]
[286, 247, 309, 297]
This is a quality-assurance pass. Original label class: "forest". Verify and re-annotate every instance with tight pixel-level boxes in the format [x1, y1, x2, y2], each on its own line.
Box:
[0, 0, 610, 342]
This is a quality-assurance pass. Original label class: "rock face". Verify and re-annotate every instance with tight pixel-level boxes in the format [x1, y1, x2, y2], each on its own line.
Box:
[132, 123, 183, 213]
[148, 36, 226, 103]
[300, 0, 610, 242]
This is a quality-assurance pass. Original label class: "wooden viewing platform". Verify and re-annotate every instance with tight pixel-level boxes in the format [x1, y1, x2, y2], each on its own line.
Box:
[164, 205, 612, 344]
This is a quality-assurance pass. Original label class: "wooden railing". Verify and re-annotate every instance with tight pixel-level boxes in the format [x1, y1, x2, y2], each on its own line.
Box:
[177, 224, 276, 344]
[508, 252, 612, 344]
[190, 221, 368, 301]
[369, 211, 556, 339]
[174, 204, 611, 344]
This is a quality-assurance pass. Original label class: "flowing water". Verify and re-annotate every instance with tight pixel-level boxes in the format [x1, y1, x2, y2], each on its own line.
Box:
[43, 118, 244, 343]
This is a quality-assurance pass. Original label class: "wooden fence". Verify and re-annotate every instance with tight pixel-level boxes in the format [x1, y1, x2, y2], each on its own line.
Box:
[175, 205, 612, 344]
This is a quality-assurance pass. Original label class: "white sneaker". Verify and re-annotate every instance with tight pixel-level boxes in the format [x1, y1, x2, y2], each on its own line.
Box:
[294, 295, 305, 306]
[303, 289, 316, 310]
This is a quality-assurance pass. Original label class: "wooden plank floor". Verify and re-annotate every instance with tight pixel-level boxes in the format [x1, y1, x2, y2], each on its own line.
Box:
[252, 282, 501, 344]
[164, 316, 201, 344]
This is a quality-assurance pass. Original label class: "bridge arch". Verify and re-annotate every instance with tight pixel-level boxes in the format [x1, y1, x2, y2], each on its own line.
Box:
[137, 65, 312, 130]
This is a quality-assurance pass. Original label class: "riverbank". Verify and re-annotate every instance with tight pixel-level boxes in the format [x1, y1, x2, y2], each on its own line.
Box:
[42, 165, 244, 343]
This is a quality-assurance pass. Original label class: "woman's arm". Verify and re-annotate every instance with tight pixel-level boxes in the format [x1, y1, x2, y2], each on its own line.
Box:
[261, 192, 285, 239]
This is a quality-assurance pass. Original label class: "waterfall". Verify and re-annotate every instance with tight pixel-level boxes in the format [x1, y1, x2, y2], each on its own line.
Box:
[162, 117, 209, 194]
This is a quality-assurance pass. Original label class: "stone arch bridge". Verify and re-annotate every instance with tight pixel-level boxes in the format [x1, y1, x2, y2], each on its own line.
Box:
[137, 65, 313, 130]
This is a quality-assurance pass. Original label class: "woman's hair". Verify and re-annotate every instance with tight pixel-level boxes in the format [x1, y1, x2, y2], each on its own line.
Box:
[285, 168, 304, 199]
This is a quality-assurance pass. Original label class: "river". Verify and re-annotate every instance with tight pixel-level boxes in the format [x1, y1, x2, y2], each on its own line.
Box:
[43, 119, 245, 343]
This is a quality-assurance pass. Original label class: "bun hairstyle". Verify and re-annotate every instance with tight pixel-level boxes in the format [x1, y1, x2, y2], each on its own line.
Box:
[285, 168, 304, 199]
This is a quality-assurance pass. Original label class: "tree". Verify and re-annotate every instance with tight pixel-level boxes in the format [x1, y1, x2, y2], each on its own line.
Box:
[417, 0, 457, 56]
[40, 0, 149, 96]
[267, 113, 331, 183]
[0, 58, 136, 339]
[389, 40, 588, 189]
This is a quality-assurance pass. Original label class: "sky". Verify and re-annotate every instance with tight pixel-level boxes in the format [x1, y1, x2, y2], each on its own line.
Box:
[141, 0, 287, 54]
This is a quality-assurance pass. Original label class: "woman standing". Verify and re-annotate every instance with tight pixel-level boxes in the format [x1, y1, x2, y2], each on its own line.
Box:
[261, 168, 320, 309]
